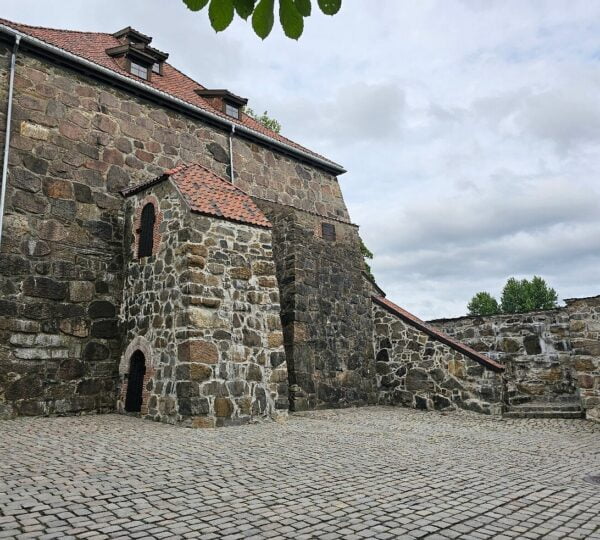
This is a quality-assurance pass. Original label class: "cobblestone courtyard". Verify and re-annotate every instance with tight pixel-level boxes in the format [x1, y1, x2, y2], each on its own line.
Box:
[0, 408, 599, 540]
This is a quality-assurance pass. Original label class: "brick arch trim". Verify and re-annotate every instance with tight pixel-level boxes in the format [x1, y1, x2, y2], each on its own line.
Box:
[119, 336, 156, 416]
[120, 335, 155, 375]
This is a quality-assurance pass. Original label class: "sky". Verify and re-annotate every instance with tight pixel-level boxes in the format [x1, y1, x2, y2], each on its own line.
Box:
[3, 0, 600, 319]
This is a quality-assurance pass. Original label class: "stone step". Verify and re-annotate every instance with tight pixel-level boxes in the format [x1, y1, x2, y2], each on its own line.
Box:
[503, 409, 584, 419]
[509, 402, 582, 412]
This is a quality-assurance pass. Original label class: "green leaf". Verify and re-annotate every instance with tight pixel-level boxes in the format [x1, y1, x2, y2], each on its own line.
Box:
[252, 0, 275, 39]
[209, 0, 235, 31]
[279, 0, 304, 39]
[233, 0, 256, 19]
[317, 0, 341, 15]
[184, 0, 209, 11]
[294, 0, 311, 17]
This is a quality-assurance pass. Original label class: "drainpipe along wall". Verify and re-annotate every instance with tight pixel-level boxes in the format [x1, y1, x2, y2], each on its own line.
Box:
[0, 34, 20, 251]
[229, 124, 235, 183]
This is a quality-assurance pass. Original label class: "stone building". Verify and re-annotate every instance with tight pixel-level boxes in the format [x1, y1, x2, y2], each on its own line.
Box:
[0, 18, 380, 422]
[2, 18, 594, 426]
[118, 163, 287, 427]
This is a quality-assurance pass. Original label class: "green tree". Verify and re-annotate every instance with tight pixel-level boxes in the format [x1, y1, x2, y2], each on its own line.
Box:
[467, 292, 500, 316]
[500, 276, 558, 313]
[524, 275, 559, 311]
[500, 277, 526, 314]
[359, 238, 374, 281]
[183, 0, 342, 40]
[244, 107, 282, 133]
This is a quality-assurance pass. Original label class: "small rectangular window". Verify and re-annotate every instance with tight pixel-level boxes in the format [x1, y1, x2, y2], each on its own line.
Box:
[225, 103, 239, 119]
[130, 61, 149, 80]
[322, 223, 336, 241]
[152, 62, 161, 74]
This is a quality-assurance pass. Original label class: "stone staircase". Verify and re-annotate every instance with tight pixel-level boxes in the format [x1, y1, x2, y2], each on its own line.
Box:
[503, 400, 584, 419]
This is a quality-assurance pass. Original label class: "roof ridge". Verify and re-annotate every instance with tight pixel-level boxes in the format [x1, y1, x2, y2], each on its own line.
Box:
[161, 61, 207, 92]
[184, 162, 256, 197]
[0, 16, 344, 172]
[0, 17, 112, 37]
[120, 161, 271, 229]
[161, 63, 307, 150]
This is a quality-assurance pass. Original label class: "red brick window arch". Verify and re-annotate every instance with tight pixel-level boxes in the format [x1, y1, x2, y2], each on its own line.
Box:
[133, 195, 163, 259]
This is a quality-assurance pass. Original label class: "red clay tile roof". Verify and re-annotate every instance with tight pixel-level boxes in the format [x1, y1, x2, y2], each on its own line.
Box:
[122, 163, 271, 229]
[0, 18, 342, 172]
[372, 295, 505, 372]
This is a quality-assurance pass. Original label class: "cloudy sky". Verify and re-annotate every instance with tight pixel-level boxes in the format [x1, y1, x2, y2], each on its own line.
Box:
[3, 0, 600, 319]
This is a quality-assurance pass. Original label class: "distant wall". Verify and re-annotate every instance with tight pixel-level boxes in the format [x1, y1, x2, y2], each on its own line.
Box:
[431, 296, 600, 422]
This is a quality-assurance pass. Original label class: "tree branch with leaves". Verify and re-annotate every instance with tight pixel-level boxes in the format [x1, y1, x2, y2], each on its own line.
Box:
[183, 0, 342, 39]
[244, 107, 282, 133]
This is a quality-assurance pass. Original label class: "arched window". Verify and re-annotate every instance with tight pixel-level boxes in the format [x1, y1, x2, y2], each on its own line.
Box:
[138, 203, 155, 258]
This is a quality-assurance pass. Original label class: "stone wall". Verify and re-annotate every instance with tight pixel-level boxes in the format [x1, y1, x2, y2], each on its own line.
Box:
[120, 180, 287, 427]
[373, 301, 503, 414]
[565, 297, 600, 422]
[0, 46, 124, 418]
[431, 296, 600, 421]
[0, 43, 349, 417]
[256, 200, 377, 411]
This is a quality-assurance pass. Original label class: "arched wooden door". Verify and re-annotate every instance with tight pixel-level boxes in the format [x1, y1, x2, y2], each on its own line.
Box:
[125, 350, 146, 413]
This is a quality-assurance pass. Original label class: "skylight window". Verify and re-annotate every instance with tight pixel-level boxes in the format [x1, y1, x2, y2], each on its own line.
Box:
[225, 103, 239, 119]
[130, 61, 149, 80]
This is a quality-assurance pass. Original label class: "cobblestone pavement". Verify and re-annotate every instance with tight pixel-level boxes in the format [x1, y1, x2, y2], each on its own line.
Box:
[0, 408, 599, 540]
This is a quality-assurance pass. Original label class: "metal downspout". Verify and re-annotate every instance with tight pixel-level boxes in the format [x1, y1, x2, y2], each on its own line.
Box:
[0, 34, 20, 251]
[229, 124, 235, 184]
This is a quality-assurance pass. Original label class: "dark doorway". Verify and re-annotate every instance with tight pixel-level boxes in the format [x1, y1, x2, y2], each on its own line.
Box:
[125, 350, 146, 413]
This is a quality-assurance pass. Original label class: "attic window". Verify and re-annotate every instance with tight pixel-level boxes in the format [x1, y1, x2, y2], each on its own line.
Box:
[130, 61, 149, 80]
[225, 103, 240, 119]
[152, 62, 161, 75]
[322, 223, 336, 241]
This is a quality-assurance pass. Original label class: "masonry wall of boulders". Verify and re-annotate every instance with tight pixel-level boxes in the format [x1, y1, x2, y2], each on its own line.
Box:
[0, 43, 351, 419]
[372, 303, 503, 415]
[430, 296, 600, 422]
[256, 200, 378, 411]
[121, 181, 287, 427]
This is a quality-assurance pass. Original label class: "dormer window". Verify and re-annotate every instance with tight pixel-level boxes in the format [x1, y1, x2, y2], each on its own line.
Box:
[107, 27, 169, 82]
[194, 89, 248, 119]
[225, 103, 239, 119]
[130, 61, 149, 80]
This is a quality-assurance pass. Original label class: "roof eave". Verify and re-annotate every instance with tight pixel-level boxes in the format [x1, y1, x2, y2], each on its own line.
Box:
[119, 173, 169, 198]
[0, 23, 346, 176]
